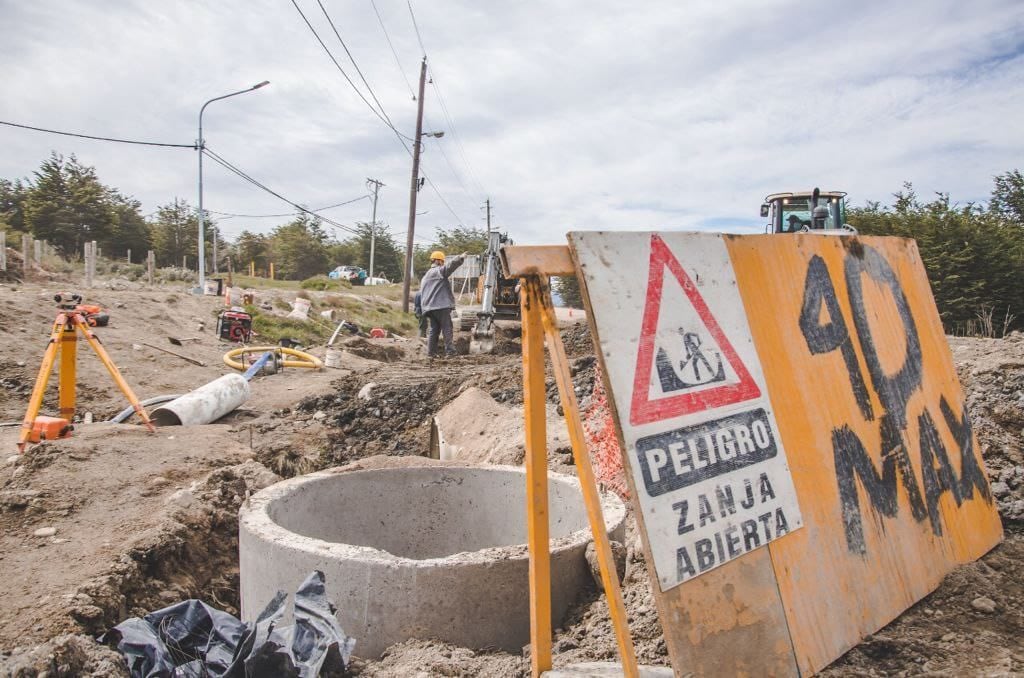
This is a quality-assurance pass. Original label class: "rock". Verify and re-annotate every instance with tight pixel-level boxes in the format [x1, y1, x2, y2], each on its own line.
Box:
[5, 455, 19, 465]
[148, 476, 170, 487]
[585, 540, 627, 593]
[941, 632, 957, 642]
[15, 360, 26, 367]
[33, 527, 57, 537]
[165, 489, 195, 509]
[971, 596, 998, 613]
[312, 410, 327, 421]
[358, 382, 378, 401]
[990, 481, 1010, 498]
[553, 637, 578, 653]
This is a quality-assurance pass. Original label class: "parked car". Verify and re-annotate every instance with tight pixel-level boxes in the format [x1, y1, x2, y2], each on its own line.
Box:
[328, 265, 364, 281]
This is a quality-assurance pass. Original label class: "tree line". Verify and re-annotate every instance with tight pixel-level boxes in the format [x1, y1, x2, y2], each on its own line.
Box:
[0, 152, 488, 280]
[848, 170, 1024, 334]
[4, 153, 1023, 333]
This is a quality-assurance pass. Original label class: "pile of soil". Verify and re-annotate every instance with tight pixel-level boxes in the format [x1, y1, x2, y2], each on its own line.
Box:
[0, 425, 280, 676]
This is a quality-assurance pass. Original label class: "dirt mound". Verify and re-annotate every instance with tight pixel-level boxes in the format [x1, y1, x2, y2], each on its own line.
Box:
[0, 424, 278, 652]
[340, 336, 407, 363]
[822, 529, 1024, 676]
[295, 371, 468, 464]
[432, 386, 572, 467]
[951, 334, 1024, 520]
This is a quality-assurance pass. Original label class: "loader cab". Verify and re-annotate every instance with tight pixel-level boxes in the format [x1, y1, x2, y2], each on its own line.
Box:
[761, 189, 854, 234]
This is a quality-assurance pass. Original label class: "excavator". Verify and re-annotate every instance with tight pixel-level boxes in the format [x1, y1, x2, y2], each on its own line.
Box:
[761, 187, 856, 234]
[462, 230, 521, 354]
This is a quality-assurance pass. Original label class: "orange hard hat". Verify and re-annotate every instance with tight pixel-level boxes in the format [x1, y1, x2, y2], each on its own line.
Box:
[430, 250, 446, 262]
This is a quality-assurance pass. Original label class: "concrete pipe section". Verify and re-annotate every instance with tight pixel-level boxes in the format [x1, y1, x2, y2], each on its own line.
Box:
[239, 460, 626, 659]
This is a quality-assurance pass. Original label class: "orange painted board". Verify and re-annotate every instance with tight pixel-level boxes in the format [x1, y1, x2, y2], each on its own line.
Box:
[567, 231, 1002, 677]
[725, 234, 1002, 674]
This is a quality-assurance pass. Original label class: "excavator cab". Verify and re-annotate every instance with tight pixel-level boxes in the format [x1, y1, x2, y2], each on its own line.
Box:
[761, 188, 855, 234]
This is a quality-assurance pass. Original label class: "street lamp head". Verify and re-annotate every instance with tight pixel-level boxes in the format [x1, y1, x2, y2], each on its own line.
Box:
[422, 131, 444, 138]
[253, 80, 270, 90]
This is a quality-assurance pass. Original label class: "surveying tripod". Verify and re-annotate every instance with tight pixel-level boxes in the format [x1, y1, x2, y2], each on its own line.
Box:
[17, 293, 155, 452]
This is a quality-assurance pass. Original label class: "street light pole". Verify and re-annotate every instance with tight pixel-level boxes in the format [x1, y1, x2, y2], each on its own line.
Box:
[196, 80, 269, 293]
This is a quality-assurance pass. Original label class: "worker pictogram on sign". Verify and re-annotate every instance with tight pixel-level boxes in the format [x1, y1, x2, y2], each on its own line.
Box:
[630, 234, 761, 425]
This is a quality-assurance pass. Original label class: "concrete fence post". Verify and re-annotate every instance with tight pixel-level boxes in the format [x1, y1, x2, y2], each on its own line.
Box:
[147, 250, 155, 285]
[22, 235, 31, 274]
[0, 230, 6, 271]
[84, 242, 93, 288]
[127, 248, 132, 265]
[34, 239, 42, 268]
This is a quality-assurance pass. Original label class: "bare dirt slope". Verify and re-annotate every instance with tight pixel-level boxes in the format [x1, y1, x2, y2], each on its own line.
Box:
[2, 277, 1024, 677]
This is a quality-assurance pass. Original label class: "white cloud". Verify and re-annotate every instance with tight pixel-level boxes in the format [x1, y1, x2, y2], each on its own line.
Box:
[1, 0, 1022, 245]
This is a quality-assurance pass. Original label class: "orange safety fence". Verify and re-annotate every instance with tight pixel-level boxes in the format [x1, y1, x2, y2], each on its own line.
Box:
[582, 362, 629, 499]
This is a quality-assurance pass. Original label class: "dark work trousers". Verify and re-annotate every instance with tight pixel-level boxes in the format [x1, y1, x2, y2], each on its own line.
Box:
[418, 313, 429, 338]
[426, 308, 455, 357]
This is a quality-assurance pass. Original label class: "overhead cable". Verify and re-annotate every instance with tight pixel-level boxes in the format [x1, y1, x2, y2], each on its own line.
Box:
[202, 147, 359, 234]
[315, 0, 397, 129]
[206, 194, 368, 218]
[370, 0, 416, 98]
[0, 120, 195, 148]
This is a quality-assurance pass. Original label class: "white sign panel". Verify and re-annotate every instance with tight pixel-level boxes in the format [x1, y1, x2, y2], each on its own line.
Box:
[570, 231, 803, 591]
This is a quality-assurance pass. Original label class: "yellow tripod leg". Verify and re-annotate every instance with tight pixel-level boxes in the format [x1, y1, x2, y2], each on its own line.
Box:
[533, 276, 640, 677]
[522, 279, 552, 676]
[18, 315, 67, 452]
[58, 321, 78, 420]
[74, 316, 155, 432]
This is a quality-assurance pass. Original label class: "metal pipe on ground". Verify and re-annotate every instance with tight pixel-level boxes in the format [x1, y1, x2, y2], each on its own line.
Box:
[150, 373, 250, 426]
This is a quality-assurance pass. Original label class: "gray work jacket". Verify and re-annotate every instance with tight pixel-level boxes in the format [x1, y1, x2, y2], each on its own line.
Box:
[419, 255, 465, 312]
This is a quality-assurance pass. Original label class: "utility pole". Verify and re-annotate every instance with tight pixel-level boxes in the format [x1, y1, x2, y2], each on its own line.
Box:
[484, 198, 492, 234]
[367, 178, 384, 284]
[402, 57, 428, 314]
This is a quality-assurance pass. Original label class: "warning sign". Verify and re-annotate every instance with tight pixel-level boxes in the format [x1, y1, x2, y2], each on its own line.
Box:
[570, 232, 802, 590]
[630, 234, 760, 425]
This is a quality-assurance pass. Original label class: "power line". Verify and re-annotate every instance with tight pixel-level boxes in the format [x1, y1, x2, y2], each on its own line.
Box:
[288, 0, 409, 142]
[315, 0, 397, 131]
[403, 1, 487, 200]
[429, 76, 488, 198]
[406, 0, 427, 57]
[206, 194, 368, 218]
[0, 119, 195, 148]
[202, 147, 360, 235]
[370, 0, 416, 98]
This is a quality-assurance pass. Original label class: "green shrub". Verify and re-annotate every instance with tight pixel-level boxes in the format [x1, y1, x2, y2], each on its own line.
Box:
[299, 275, 350, 291]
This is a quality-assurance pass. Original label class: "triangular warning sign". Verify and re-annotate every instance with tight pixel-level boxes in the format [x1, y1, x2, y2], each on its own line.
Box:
[629, 234, 760, 425]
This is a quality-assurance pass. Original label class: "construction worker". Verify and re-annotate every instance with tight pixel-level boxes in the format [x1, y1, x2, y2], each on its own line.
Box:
[420, 250, 467, 358]
[413, 290, 428, 338]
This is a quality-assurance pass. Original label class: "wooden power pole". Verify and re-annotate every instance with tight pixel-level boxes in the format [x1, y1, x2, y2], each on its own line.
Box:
[402, 57, 428, 314]
[485, 198, 492, 234]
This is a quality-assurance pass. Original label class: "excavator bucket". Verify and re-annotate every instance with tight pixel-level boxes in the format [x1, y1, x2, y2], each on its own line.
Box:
[469, 324, 495, 354]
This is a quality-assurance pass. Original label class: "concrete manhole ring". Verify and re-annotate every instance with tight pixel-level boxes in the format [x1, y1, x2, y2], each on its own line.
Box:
[239, 459, 626, 658]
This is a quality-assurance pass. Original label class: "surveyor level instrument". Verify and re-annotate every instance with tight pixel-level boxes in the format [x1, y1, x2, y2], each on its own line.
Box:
[17, 293, 155, 452]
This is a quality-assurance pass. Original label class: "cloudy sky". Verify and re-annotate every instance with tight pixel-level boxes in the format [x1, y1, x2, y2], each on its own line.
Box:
[1, 0, 1022, 246]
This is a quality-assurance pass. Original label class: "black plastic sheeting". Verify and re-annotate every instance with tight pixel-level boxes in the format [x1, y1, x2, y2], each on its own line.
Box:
[106, 570, 356, 677]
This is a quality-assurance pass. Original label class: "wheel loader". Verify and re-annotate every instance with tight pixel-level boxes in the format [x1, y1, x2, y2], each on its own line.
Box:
[464, 230, 521, 353]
